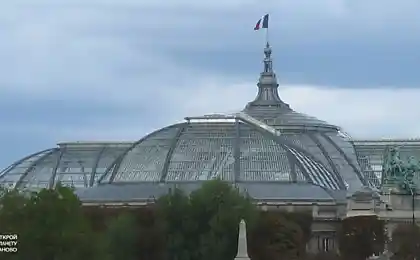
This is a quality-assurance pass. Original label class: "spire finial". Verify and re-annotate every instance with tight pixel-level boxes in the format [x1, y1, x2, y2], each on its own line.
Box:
[263, 42, 273, 73]
[243, 42, 291, 111]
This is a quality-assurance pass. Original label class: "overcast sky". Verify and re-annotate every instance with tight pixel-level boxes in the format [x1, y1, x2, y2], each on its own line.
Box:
[1, 0, 420, 169]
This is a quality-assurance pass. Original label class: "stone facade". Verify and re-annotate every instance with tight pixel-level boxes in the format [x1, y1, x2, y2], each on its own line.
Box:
[256, 186, 420, 255]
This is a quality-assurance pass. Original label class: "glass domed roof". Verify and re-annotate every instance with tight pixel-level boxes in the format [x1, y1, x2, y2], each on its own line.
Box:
[0, 42, 370, 202]
[99, 121, 344, 191]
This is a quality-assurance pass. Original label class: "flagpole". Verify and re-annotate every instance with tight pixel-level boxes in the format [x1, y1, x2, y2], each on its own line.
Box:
[265, 27, 269, 45]
[265, 13, 269, 45]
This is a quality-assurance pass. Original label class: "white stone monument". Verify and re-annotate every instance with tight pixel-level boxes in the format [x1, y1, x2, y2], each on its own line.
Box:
[234, 219, 250, 260]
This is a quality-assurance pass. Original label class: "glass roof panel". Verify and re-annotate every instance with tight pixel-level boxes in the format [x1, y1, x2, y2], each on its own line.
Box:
[328, 134, 361, 170]
[356, 155, 381, 188]
[239, 124, 292, 182]
[92, 148, 128, 184]
[314, 133, 363, 193]
[294, 166, 306, 182]
[242, 107, 334, 130]
[13, 145, 128, 189]
[288, 146, 340, 190]
[282, 134, 334, 173]
[166, 123, 236, 182]
[111, 125, 181, 182]
[19, 152, 58, 188]
[53, 149, 97, 188]
[0, 149, 55, 188]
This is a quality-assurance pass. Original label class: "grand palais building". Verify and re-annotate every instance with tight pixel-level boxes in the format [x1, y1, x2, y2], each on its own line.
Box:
[1, 43, 419, 253]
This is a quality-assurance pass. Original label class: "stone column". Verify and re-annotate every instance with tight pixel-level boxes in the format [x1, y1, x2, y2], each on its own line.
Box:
[234, 219, 250, 260]
[286, 203, 294, 212]
[312, 204, 319, 217]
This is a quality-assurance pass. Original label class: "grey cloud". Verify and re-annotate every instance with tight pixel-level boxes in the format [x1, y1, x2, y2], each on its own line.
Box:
[2, 0, 420, 96]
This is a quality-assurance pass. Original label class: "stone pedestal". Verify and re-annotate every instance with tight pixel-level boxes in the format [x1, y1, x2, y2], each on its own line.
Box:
[346, 186, 380, 218]
[234, 219, 250, 260]
[388, 193, 416, 210]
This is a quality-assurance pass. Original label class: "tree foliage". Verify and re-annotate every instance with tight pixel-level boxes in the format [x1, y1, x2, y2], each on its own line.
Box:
[248, 211, 304, 260]
[338, 215, 386, 260]
[156, 188, 196, 260]
[0, 184, 96, 260]
[156, 180, 258, 260]
[306, 251, 342, 260]
[282, 211, 313, 255]
[0, 180, 318, 260]
[83, 206, 165, 260]
[189, 180, 258, 260]
[101, 211, 140, 260]
[136, 206, 166, 260]
[390, 223, 420, 260]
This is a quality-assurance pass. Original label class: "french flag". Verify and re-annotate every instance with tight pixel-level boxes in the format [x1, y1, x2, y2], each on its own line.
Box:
[254, 14, 269, 30]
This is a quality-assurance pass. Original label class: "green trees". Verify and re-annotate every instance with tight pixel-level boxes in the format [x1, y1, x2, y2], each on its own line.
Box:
[135, 206, 166, 260]
[248, 211, 305, 260]
[338, 215, 386, 260]
[156, 180, 313, 260]
[390, 223, 420, 260]
[0, 180, 315, 259]
[156, 180, 258, 260]
[85, 206, 165, 260]
[156, 188, 196, 260]
[101, 211, 140, 260]
[0, 184, 96, 260]
[189, 180, 257, 260]
[306, 251, 341, 260]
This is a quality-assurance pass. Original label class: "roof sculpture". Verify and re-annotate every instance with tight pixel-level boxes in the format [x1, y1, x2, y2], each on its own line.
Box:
[382, 146, 420, 194]
[0, 42, 371, 203]
[353, 139, 420, 189]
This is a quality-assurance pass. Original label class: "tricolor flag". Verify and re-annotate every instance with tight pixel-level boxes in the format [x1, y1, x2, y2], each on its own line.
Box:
[254, 14, 269, 30]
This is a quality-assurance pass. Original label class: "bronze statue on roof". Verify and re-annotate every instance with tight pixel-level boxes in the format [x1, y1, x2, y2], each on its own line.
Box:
[383, 146, 419, 194]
